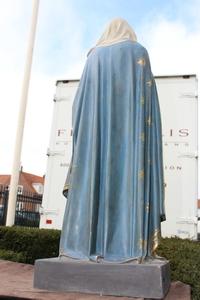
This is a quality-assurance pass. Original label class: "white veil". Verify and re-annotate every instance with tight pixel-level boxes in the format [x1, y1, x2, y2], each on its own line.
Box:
[96, 18, 137, 47]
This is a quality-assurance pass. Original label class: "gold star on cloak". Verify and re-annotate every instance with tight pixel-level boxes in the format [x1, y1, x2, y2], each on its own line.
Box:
[140, 132, 145, 142]
[151, 229, 161, 256]
[138, 169, 144, 179]
[64, 183, 70, 190]
[146, 116, 151, 126]
[146, 80, 152, 86]
[137, 58, 146, 66]
[138, 238, 147, 249]
[146, 203, 149, 212]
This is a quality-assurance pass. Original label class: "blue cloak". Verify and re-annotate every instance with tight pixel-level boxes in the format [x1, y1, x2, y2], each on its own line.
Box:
[59, 40, 165, 262]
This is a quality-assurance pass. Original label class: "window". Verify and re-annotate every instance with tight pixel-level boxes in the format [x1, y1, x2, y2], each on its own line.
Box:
[6, 185, 23, 194]
[32, 183, 44, 195]
[17, 185, 23, 195]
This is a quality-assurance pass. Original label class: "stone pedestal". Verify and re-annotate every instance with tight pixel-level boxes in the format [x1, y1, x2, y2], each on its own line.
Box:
[34, 257, 170, 299]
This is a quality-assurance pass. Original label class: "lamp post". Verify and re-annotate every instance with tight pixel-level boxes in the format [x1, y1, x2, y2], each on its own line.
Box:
[6, 0, 40, 226]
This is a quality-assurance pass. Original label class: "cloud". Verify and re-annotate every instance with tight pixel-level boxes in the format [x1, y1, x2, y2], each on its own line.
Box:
[33, 0, 87, 75]
[0, 0, 200, 176]
[0, 1, 31, 72]
[0, 0, 86, 175]
[138, 3, 200, 76]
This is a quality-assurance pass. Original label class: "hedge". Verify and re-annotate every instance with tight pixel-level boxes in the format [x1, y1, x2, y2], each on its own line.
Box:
[0, 226, 60, 264]
[157, 237, 200, 300]
[0, 226, 200, 299]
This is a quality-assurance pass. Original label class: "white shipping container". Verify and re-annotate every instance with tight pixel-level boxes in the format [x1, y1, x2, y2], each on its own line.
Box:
[40, 75, 199, 240]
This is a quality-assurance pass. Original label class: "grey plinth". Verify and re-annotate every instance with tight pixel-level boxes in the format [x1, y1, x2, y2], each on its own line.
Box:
[34, 257, 170, 299]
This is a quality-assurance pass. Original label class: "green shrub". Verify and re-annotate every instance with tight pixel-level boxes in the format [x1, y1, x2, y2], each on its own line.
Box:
[0, 249, 24, 263]
[0, 226, 60, 264]
[158, 237, 200, 300]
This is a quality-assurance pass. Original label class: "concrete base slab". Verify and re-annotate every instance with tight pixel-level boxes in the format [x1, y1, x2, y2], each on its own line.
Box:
[34, 257, 170, 299]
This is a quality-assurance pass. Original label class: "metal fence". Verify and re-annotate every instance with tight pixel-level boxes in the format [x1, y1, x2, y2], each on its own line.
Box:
[0, 185, 8, 226]
[0, 185, 42, 227]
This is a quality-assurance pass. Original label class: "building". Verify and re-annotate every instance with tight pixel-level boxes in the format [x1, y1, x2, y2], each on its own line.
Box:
[0, 170, 44, 195]
[0, 170, 44, 216]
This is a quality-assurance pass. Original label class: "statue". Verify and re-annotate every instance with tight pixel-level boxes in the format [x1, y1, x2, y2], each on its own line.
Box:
[59, 18, 166, 263]
[34, 18, 170, 299]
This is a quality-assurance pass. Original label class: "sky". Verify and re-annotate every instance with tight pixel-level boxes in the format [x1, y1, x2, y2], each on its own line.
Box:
[0, 0, 200, 177]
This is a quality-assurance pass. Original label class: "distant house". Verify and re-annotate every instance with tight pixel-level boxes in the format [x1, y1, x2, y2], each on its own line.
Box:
[0, 171, 44, 195]
[0, 171, 44, 225]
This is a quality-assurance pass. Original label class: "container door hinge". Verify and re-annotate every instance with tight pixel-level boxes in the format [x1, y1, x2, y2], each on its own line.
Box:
[178, 152, 198, 159]
[180, 93, 198, 99]
[53, 96, 70, 102]
[177, 217, 198, 225]
[46, 148, 65, 156]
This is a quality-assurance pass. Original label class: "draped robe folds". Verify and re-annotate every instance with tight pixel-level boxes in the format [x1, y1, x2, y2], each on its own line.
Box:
[59, 40, 165, 263]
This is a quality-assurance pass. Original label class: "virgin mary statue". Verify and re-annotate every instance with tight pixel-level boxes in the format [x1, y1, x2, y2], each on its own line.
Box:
[59, 18, 165, 263]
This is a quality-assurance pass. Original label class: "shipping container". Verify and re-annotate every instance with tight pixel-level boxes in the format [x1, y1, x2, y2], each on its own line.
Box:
[40, 75, 199, 240]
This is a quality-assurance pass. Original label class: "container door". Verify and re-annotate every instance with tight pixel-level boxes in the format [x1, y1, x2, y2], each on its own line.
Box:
[156, 75, 198, 239]
[40, 81, 79, 229]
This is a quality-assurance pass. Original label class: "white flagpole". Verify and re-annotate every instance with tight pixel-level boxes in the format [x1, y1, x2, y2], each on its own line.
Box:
[6, 0, 40, 226]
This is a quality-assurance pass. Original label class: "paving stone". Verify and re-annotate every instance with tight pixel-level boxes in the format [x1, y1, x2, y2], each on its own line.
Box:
[0, 260, 191, 300]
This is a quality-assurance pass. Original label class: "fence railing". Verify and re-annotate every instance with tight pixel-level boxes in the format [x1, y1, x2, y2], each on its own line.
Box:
[0, 186, 8, 226]
[0, 185, 42, 227]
